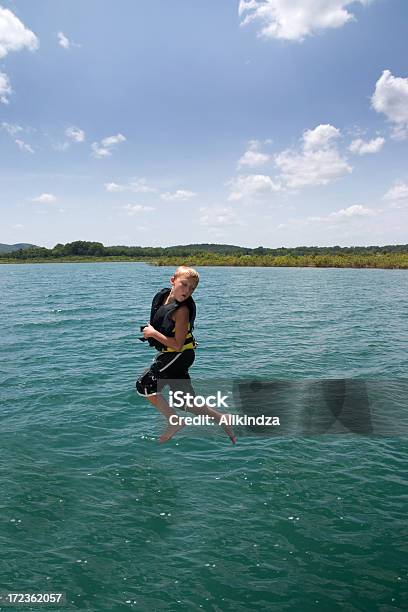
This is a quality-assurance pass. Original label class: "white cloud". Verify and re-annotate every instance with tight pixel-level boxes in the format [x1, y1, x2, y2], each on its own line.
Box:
[160, 189, 196, 201]
[57, 31, 80, 50]
[372, 70, 408, 140]
[105, 178, 157, 193]
[92, 133, 126, 158]
[15, 139, 34, 153]
[124, 204, 155, 215]
[129, 178, 157, 193]
[303, 124, 340, 150]
[101, 134, 126, 148]
[308, 204, 376, 223]
[105, 182, 126, 192]
[31, 193, 57, 203]
[383, 181, 408, 207]
[238, 140, 270, 168]
[0, 71, 12, 104]
[52, 126, 84, 152]
[109, 180, 196, 201]
[276, 149, 351, 188]
[65, 126, 85, 142]
[228, 173, 281, 201]
[349, 136, 385, 155]
[0, 6, 39, 58]
[275, 124, 352, 188]
[2, 121, 34, 150]
[1, 121, 22, 136]
[57, 32, 70, 49]
[238, 0, 374, 42]
[199, 206, 241, 227]
[329, 204, 376, 219]
[384, 182, 408, 201]
[91, 143, 111, 158]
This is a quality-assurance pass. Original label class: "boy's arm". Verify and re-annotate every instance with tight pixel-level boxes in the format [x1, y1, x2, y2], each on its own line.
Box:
[143, 306, 189, 352]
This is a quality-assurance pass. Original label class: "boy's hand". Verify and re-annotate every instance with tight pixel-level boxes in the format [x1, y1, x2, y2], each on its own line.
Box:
[142, 324, 156, 339]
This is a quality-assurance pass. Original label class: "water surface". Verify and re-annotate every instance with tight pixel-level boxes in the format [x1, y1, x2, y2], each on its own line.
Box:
[1, 263, 407, 610]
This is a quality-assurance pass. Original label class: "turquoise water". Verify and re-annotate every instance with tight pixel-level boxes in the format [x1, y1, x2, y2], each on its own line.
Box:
[1, 263, 407, 611]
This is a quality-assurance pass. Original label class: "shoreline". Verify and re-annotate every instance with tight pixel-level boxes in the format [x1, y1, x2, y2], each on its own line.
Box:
[1, 255, 408, 269]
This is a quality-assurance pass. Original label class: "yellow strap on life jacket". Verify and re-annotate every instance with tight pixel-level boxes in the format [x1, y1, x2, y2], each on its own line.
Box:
[161, 323, 196, 353]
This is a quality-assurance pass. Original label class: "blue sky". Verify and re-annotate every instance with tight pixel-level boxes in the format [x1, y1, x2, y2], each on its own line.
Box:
[1, 0, 408, 248]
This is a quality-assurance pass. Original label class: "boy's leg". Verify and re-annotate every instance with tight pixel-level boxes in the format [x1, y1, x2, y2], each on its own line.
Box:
[138, 351, 236, 444]
[172, 378, 236, 443]
[136, 358, 186, 443]
[147, 393, 186, 443]
[186, 401, 236, 443]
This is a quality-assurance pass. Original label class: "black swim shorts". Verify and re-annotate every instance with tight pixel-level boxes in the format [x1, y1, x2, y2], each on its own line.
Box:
[136, 349, 195, 400]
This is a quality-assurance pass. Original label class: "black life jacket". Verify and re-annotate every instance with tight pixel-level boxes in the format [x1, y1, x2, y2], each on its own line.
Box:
[148, 288, 196, 351]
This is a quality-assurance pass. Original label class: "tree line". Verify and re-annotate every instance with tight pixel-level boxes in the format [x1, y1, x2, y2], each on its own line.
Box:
[2, 240, 408, 261]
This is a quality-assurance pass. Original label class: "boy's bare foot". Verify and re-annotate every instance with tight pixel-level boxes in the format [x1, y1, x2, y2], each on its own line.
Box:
[220, 416, 237, 444]
[158, 419, 186, 444]
[224, 429, 237, 444]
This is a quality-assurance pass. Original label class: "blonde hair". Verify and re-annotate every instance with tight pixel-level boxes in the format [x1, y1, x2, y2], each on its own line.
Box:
[174, 265, 200, 286]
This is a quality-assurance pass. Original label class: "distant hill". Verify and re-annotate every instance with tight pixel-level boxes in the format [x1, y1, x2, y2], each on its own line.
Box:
[0, 243, 37, 253]
[1, 240, 408, 260]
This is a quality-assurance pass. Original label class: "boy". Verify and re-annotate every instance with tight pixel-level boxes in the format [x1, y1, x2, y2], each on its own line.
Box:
[136, 265, 236, 444]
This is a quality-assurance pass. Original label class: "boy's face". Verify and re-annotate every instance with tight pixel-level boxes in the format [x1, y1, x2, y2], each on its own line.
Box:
[170, 274, 197, 302]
